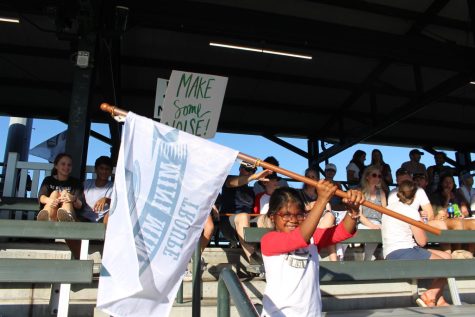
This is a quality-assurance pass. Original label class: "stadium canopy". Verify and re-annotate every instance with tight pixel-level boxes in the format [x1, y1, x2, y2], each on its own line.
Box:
[1, 0, 475, 166]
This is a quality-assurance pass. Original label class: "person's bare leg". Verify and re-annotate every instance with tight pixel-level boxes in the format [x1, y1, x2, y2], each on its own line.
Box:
[445, 218, 464, 251]
[317, 212, 337, 260]
[327, 244, 337, 261]
[66, 240, 81, 260]
[317, 212, 335, 228]
[420, 249, 451, 306]
[38, 190, 60, 221]
[234, 213, 254, 261]
[103, 212, 109, 225]
[429, 220, 451, 254]
[60, 190, 76, 215]
[463, 219, 475, 255]
[257, 215, 273, 229]
[201, 215, 214, 252]
[57, 190, 76, 221]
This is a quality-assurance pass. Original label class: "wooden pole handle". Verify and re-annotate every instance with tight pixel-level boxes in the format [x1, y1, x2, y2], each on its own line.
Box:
[100, 103, 442, 235]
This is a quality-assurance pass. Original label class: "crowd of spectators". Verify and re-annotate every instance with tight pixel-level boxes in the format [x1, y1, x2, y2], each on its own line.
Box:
[36, 149, 475, 273]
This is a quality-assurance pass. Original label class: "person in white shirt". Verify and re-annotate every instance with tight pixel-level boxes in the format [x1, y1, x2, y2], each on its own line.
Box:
[383, 180, 451, 307]
[79, 156, 113, 223]
[388, 168, 450, 253]
[346, 150, 366, 188]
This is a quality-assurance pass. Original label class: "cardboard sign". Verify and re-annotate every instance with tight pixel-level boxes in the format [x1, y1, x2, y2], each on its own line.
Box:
[160, 71, 228, 138]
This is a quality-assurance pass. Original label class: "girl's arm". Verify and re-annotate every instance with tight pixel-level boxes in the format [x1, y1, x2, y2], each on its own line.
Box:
[262, 229, 311, 256]
[299, 180, 336, 243]
[341, 192, 364, 234]
[315, 190, 365, 248]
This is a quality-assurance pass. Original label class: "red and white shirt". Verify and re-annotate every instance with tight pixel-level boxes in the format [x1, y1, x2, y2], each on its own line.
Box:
[261, 223, 353, 317]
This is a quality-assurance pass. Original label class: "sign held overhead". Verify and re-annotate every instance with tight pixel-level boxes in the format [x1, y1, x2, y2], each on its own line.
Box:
[161, 71, 228, 138]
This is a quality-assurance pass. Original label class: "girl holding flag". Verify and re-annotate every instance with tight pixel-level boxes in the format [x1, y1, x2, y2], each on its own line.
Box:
[260, 181, 364, 316]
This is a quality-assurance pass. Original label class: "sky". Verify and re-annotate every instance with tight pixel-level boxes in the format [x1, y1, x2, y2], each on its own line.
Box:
[1, 115, 462, 188]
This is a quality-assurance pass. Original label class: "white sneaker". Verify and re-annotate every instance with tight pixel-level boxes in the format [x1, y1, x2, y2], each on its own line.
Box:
[183, 269, 192, 282]
[200, 257, 207, 272]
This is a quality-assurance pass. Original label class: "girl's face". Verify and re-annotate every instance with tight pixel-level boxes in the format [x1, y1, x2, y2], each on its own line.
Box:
[441, 177, 454, 191]
[359, 154, 366, 164]
[55, 156, 72, 178]
[372, 151, 381, 162]
[271, 201, 307, 233]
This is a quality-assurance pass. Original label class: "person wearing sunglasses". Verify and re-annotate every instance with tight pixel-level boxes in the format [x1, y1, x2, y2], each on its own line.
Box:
[260, 183, 364, 316]
[357, 165, 387, 261]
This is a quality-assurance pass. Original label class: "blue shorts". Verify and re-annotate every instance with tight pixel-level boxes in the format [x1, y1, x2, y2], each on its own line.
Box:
[386, 247, 431, 260]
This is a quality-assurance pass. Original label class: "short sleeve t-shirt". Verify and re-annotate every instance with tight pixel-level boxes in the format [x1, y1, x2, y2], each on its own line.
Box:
[382, 201, 421, 258]
[38, 176, 83, 209]
[261, 224, 353, 317]
[388, 187, 430, 210]
[80, 179, 113, 222]
[221, 176, 255, 214]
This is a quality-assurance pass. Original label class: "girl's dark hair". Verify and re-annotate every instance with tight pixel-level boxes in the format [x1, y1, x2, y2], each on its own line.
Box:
[351, 150, 366, 170]
[397, 180, 417, 204]
[436, 175, 456, 194]
[370, 149, 386, 165]
[95, 156, 113, 168]
[267, 187, 305, 216]
[52, 153, 73, 176]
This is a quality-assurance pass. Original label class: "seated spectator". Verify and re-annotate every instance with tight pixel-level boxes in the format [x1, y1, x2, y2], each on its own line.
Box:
[324, 163, 347, 260]
[253, 156, 288, 194]
[221, 161, 272, 264]
[430, 175, 469, 219]
[346, 150, 366, 188]
[456, 171, 475, 217]
[370, 149, 393, 192]
[358, 165, 387, 261]
[413, 173, 429, 196]
[260, 185, 364, 316]
[430, 175, 468, 253]
[299, 167, 336, 260]
[78, 156, 113, 224]
[37, 153, 83, 222]
[427, 152, 455, 194]
[401, 149, 427, 177]
[253, 173, 279, 228]
[389, 168, 450, 254]
[382, 180, 451, 307]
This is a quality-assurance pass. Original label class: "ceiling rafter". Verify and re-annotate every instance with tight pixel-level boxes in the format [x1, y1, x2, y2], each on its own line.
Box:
[315, 0, 451, 141]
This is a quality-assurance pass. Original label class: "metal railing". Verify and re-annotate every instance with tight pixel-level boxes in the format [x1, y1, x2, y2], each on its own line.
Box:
[217, 267, 259, 317]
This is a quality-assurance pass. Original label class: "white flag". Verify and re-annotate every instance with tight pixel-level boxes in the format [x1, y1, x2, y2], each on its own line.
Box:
[97, 112, 238, 316]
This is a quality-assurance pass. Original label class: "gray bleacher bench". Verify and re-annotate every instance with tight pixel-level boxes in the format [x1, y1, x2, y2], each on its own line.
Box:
[244, 227, 475, 308]
[0, 219, 105, 317]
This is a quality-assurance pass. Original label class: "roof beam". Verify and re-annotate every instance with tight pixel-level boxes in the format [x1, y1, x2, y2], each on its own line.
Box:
[127, 2, 475, 72]
[316, 0, 451, 143]
[316, 72, 473, 162]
